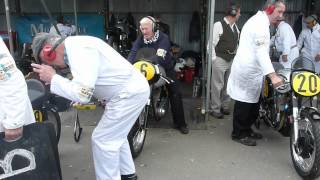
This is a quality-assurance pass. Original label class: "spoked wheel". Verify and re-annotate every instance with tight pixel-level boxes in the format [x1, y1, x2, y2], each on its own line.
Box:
[290, 111, 320, 179]
[152, 87, 169, 121]
[107, 36, 119, 52]
[45, 110, 62, 143]
[128, 107, 148, 158]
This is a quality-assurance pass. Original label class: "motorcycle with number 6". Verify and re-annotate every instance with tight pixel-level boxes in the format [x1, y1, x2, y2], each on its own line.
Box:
[127, 48, 171, 158]
[258, 56, 320, 179]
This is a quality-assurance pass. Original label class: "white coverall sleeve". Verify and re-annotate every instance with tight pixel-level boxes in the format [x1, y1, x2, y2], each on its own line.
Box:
[1, 72, 29, 129]
[0, 39, 34, 129]
[211, 22, 223, 60]
[254, 32, 275, 75]
[281, 26, 291, 55]
[50, 48, 100, 104]
[297, 31, 305, 50]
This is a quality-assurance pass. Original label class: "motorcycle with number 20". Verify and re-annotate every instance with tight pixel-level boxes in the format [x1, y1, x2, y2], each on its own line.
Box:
[258, 56, 320, 179]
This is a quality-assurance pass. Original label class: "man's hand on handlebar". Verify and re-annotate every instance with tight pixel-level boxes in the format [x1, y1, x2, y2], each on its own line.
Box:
[268, 72, 284, 88]
[31, 63, 56, 84]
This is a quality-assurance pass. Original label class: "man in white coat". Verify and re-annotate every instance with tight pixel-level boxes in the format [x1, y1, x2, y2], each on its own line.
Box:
[0, 37, 35, 141]
[297, 14, 320, 72]
[227, 0, 284, 146]
[270, 18, 299, 68]
[31, 33, 149, 180]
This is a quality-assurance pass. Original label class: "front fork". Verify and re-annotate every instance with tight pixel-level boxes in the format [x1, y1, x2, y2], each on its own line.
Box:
[292, 95, 299, 144]
[292, 95, 319, 144]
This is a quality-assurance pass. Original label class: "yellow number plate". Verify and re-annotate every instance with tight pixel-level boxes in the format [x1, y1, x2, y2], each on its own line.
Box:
[33, 110, 43, 122]
[292, 71, 320, 97]
[133, 60, 156, 81]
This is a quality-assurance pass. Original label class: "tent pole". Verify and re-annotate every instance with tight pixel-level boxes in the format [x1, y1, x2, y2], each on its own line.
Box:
[73, 0, 79, 35]
[204, 0, 215, 122]
[4, 0, 14, 54]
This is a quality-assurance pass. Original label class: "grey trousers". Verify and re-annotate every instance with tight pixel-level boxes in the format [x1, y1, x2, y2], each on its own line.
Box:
[210, 56, 232, 113]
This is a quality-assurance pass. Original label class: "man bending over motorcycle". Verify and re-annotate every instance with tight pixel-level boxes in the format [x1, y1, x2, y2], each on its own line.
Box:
[31, 33, 149, 180]
[127, 16, 189, 134]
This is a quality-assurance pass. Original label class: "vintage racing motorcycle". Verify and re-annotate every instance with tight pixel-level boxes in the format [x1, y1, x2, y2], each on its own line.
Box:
[128, 48, 171, 158]
[258, 56, 320, 179]
[106, 17, 136, 58]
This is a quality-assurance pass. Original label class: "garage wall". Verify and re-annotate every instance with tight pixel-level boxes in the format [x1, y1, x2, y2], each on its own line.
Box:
[0, 0, 311, 51]
[109, 0, 307, 51]
[109, 0, 200, 51]
[110, 0, 199, 13]
[0, 0, 106, 32]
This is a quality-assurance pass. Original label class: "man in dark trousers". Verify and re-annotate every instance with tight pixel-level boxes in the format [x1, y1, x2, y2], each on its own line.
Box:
[127, 16, 189, 134]
[227, 0, 285, 146]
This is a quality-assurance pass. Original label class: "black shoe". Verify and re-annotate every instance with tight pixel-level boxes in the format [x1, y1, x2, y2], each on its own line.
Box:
[232, 136, 257, 146]
[249, 131, 263, 140]
[121, 174, 138, 180]
[178, 126, 189, 134]
[221, 108, 230, 115]
[210, 111, 224, 119]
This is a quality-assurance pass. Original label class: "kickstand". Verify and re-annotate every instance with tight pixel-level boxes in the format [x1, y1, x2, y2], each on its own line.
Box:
[74, 109, 83, 142]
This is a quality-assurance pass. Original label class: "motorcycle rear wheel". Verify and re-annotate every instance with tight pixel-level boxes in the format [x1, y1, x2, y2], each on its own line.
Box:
[290, 110, 320, 179]
[128, 106, 148, 159]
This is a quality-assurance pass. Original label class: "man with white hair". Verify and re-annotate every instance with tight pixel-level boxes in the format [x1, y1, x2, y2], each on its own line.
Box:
[128, 16, 189, 134]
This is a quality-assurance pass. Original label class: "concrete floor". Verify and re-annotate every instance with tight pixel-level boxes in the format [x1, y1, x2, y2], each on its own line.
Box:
[58, 107, 306, 180]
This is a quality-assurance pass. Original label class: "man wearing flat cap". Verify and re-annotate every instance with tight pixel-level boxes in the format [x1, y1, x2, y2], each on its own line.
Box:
[297, 14, 320, 72]
[31, 33, 149, 180]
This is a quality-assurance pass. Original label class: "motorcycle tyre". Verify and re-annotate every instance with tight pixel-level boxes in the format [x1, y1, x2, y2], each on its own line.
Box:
[290, 112, 320, 179]
[44, 110, 62, 143]
[107, 36, 119, 52]
[128, 108, 148, 159]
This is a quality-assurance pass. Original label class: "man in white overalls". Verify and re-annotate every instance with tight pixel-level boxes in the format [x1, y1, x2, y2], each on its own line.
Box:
[0, 37, 35, 141]
[31, 33, 149, 180]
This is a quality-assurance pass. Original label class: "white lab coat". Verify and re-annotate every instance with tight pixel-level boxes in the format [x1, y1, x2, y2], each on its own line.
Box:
[297, 23, 320, 72]
[227, 11, 275, 103]
[0, 37, 35, 132]
[50, 36, 150, 180]
[270, 21, 299, 68]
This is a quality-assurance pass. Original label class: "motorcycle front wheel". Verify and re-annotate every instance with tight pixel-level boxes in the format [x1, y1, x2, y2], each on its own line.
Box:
[43, 110, 61, 142]
[107, 36, 119, 52]
[128, 106, 148, 159]
[290, 110, 320, 179]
